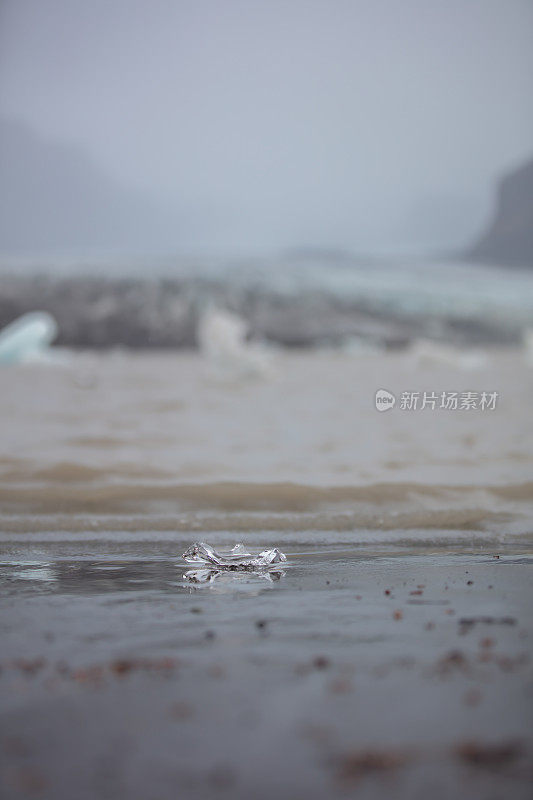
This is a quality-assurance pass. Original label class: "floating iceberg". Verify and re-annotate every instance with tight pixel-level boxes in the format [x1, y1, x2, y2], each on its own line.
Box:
[0, 311, 58, 364]
[182, 542, 287, 570]
[197, 306, 273, 379]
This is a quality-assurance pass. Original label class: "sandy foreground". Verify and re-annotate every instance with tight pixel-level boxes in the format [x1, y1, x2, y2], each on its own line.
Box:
[0, 540, 532, 800]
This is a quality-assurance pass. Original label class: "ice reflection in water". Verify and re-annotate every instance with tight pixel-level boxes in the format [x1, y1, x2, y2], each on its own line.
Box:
[0, 555, 288, 597]
[184, 567, 285, 585]
[10, 564, 56, 583]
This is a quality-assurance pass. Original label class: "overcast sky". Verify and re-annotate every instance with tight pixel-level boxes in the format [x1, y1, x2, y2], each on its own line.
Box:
[0, 0, 532, 255]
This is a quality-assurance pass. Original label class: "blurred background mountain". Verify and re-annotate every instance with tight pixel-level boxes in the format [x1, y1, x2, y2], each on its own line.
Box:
[467, 158, 533, 267]
[0, 116, 180, 254]
[1, 113, 532, 266]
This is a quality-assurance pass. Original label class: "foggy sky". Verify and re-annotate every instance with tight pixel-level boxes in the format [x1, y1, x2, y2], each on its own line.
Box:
[1, 0, 532, 255]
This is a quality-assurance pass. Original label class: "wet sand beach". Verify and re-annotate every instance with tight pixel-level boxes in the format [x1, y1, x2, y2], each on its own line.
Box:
[0, 541, 532, 800]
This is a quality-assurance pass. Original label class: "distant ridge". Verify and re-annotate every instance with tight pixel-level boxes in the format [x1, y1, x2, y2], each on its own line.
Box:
[0, 116, 178, 254]
[467, 158, 533, 268]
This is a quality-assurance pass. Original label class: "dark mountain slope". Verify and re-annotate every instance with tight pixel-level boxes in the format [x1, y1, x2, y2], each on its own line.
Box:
[467, 158, 533, 267]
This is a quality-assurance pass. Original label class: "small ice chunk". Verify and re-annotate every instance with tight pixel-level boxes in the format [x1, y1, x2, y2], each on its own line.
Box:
[182, 542, 287, 569]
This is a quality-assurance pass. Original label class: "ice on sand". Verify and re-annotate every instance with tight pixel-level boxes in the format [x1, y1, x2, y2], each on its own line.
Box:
[182, 542, 287, 569]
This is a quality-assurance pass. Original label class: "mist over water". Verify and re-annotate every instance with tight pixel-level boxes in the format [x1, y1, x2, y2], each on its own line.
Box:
[1, 0, 532, 258]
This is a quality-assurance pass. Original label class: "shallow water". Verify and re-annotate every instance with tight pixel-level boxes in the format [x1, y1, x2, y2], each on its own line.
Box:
[1, 350, 533, 540]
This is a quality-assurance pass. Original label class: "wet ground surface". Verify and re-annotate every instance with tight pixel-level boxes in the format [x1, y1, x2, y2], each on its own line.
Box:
[1, 539, 532, 800]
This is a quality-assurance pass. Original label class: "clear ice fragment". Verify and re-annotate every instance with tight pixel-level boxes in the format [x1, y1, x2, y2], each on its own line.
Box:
[182, 542, 287, 569]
